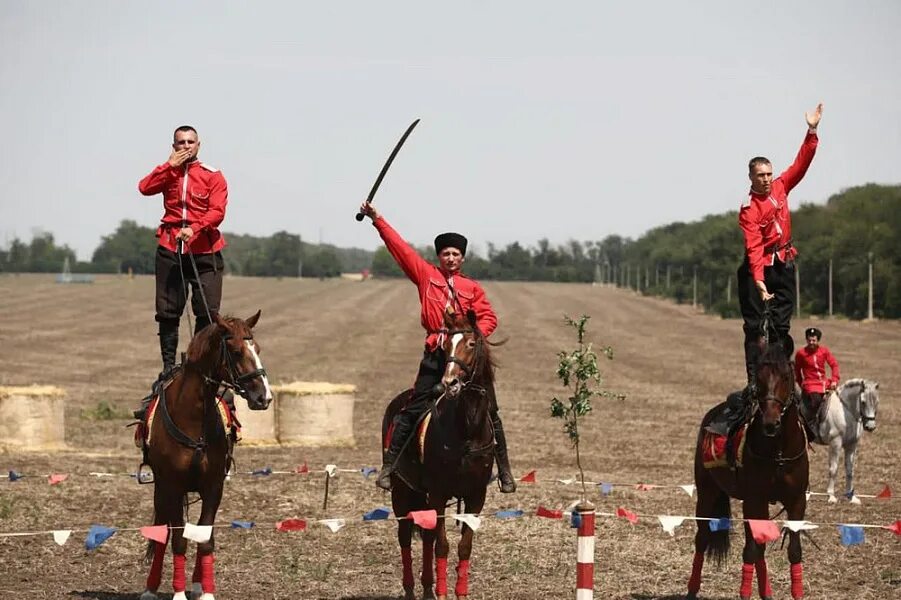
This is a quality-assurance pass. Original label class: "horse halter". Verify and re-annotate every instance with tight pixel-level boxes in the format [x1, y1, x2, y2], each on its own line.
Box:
[444, 327, 482, 388]
[210, 332, 268, 398]
[759, 386, 796, 437]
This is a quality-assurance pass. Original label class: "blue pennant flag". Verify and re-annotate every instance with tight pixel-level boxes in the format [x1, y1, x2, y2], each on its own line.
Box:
[85, 525, 117, 550]
[8, 470, 23, 482]
[838, 525, 865, 546]
[570, 512, 582, 529]
[599, 482, 613, 495]
[709, 518, 731, 532]
[361, 467, 377, 479]
[231, 520, 255, 529]
[251, 466, 272, 476]
[363, 507, 391, 521]
[495, 510, 524, 519]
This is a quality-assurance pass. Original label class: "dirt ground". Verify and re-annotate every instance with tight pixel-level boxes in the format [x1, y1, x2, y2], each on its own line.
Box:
[0, 273, 897, 599]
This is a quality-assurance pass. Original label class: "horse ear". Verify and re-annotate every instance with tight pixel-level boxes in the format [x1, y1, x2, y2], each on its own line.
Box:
[245, 310, 261, 329]
[213, 313, 229, 330]
[444, 307, 456, 326]
[466, 309, 477, 329]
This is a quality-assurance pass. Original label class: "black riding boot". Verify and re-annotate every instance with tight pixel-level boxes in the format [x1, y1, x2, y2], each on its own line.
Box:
[491, 410, 517, 493]
[377, 409, 415, 491]
[194, 314, 212, 337]
[134, 323, 179, 420]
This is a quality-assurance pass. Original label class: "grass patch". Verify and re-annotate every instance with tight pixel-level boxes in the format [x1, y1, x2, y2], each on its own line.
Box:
[80, 400, 131, 420]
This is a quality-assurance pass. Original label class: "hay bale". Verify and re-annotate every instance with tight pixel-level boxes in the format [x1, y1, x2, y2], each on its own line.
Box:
[0, 385, 67, 450]
[273, 381, 356, 447]
[235, 395, 278, 446]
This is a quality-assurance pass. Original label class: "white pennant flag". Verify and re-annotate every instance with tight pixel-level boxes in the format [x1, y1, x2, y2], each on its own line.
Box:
[52, 530, 72, 546]
[452, 514, 481, 531]
[679, 484, 696, 498]
[321, 519, 346, 533]
[324, 464, 338, 478]
[183, 523, 212, 543]
[658, 516, 687, 536]
[805, 491, 811, 501]
[783, 520, 818, 532]
[558, 478, 575, 485]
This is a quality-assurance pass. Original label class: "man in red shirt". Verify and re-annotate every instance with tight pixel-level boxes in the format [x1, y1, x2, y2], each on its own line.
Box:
[133, 125, 229, 419]
[359, 203, 516, 493]
[794, 327, 840, 417]
[707, 104, 823, 436]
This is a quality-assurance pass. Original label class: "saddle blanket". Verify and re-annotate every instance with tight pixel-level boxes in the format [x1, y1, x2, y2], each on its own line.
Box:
[134, 394, 237, 449]
[701, 425, 747, 469]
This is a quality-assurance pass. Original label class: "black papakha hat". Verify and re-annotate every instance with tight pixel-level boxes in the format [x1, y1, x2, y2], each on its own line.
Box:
[805, 327, 822, 340]
[434, 232, 467, 256]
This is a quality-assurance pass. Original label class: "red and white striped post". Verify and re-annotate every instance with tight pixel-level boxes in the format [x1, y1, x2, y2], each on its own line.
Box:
[576, 501, 596, 599]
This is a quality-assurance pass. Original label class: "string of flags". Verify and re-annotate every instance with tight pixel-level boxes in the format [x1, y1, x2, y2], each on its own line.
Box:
[1, 502, 897, 550]
[2, 467, 894, 503]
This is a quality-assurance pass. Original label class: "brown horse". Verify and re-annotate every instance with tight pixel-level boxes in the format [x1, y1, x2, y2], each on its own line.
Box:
[688, 342, 809, 600]
[382, 309, 496, 600]
[140, 311, 272, 600]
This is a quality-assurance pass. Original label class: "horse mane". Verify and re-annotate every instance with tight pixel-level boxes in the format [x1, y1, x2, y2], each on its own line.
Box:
[185, 315, 248, 364]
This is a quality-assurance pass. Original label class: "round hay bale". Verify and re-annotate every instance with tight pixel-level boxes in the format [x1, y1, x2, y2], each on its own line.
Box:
[273, 381, 356, 447]
[235, 395, 278, 446]
[0, 385, 67, 450]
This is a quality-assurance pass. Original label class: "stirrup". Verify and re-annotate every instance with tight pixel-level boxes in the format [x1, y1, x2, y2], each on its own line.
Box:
[375, 466, 393, 491]
[136, 463, 154, 485]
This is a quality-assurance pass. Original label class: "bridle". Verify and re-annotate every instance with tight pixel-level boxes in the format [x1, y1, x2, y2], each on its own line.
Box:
[444, 327, 486, 395]
[204, 332, 268, 399]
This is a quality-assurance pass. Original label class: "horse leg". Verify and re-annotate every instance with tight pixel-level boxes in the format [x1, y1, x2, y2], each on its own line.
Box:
[454, 495, 485, 599]
[432, 501, 450, 600]
[168, 493, 189, 600]
[141, 485, 171, 600]
[192, 482, 223, 599]
[421, 525, 436, 600]
[740, 501, 768, 600]
[845, 441, 861, 504]
[785, 494, 807, 599]
[826, 436, 841, 503]
[397, 517, 416, 600]
[687, 464, 727, 599]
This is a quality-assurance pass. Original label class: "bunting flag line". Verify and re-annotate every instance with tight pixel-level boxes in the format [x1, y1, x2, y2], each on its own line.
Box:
[409, 510, 438, 530]
[709, 518, 731, 532]
[363, 507, 391, 521]
[294, 463, 309, 474]
[599, 482, 614, 495]
[140, 525, 169, 544]
[658, 515, 687, 536]
[886, 521, 901, 536]
[325, 464, 338, 478]
[361, 467, 377, 478]
[48, 473, 68, 485]
[85, 525, 116, 550]
[495, 510, 524, 519]
[616, 507, 638, 525]
[783, 520, 818, 532]
[231, 520, 254, 529]
[839, 525, 865, 546]
[251, 467, 272, 476]
[276, 519, 307, 532]
[519, 470, 537, 483]
[321, 519, 346, 533]
[183, 523, 212, 543]
[452, 514, 481, 531]
[536, 506, 563, 519]
[679, 484, 696, 497]
[748, 519, 781, 543]
[52, 530, 71, 546]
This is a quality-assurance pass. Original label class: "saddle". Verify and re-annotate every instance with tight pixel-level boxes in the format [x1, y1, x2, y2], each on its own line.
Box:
[702, 423, 748, 470]
[133, 393, 238, 450]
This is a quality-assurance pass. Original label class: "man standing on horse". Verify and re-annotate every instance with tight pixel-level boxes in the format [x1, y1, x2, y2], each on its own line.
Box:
[794, 327, 840, 418]
[133, 125, 229, 420]
[708, 104, 823, 435]
[358, 203, 517, 493]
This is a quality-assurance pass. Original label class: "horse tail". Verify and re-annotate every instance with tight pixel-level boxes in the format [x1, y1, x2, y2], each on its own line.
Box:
[706, 489, 731, 566]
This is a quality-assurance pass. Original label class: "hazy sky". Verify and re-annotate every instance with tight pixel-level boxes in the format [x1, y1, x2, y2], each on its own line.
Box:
[2, 1, 899, 260]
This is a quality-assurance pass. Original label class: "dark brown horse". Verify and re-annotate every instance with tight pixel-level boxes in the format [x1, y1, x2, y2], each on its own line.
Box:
[688, 342, 809, 600]
[141, 311, 272, 600]
[382, 309, 496, 600]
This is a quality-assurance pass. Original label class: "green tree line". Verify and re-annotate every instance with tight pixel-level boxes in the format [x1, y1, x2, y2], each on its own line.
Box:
[3, 184, 898, 318]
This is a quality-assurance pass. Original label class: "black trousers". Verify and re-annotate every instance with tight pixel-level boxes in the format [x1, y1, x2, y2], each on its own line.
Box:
[737, 257, 795, 381]
[155, 246, 224, 328]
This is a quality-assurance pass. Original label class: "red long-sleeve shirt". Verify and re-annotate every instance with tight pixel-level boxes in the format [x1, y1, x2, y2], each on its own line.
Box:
[739, 132, 818, 281]
[794, 344, 840, 394]
[373, 217, 497, 350]
[138, 161, 228, 254]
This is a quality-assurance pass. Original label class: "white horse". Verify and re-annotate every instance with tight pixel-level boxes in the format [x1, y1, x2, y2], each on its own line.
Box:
[803, 378, 880, 504]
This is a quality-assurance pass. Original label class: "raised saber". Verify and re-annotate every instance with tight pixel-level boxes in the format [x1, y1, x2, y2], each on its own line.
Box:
[355, 118, 420, 221]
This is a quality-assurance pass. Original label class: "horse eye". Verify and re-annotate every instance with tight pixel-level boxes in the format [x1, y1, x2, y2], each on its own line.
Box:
[466, 339, 476, 348]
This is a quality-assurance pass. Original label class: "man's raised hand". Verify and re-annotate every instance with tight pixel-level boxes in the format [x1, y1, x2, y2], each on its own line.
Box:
[806, 103, 823, 130]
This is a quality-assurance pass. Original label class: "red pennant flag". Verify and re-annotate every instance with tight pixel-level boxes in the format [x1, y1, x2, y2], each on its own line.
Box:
[886, 520, 901, 536]
[748, 519, 781, 543]
[140, 525, 169, 544]
[635, 483, 655, 491]
[294, 463, 309, 474]
[276, 519, 307, 532]
[536, 506, 563, 519]
[519, 470, 536, 483]
[48, 473, 68, 485]
[616, 507, 638, 524]
[876, 484, 892, 499]
[408, 510, 437, 530]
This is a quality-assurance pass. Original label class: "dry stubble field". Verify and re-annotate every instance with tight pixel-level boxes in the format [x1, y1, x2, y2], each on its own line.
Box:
[0, 273, 898, 600]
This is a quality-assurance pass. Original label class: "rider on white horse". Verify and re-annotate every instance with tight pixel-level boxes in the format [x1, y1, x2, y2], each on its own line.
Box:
[794, 327, 840, 422]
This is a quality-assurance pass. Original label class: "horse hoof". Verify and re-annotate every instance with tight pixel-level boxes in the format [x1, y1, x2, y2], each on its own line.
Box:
[199, 594, 216, 600]
[827, 495, 837, 503]
[850, 495, 862, 505]
[422, 588, 436, 600]
[685, 593, 697, 600]
[172, 592, 189, 600]
[139, 591, 159, 600]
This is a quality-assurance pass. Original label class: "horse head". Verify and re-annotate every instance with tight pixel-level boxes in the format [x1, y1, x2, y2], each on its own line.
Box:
[188, 310, 273, 410]
[438, 309, 488, 400]
[858, 379, 880, 432]
[754, 342, 796, 437]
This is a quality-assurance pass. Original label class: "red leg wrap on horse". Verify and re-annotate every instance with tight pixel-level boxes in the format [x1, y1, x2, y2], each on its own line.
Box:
[192, 552, 203, 584]
[146, 542, 165, 591]
[201, 553, 215, 593]
[687, 551, 703, 593]
[791, 562, 804, 599]
[435, 557, 448, 596]
[172, 553, 187, 592]
[401, 547, 414, 589]
[422, 542, 434, 587]
[739, 562, 754, 599]
[454, 559, 470, 597]
[755, 558, 772, 597]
